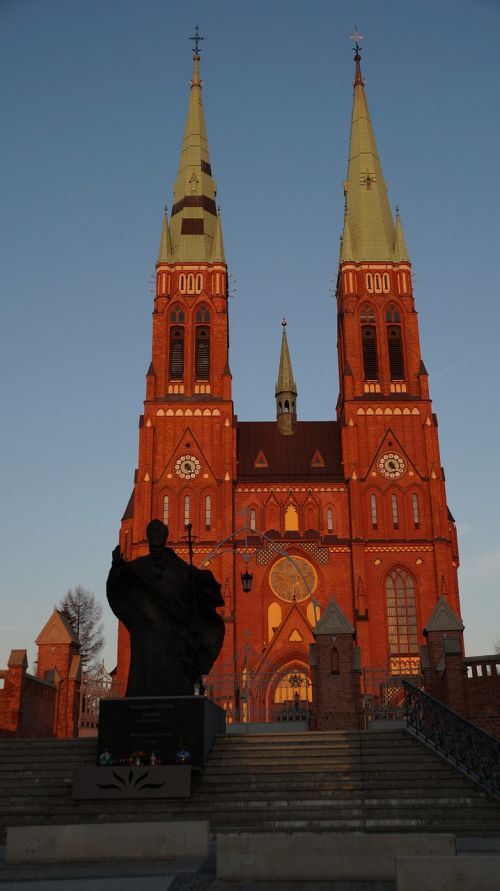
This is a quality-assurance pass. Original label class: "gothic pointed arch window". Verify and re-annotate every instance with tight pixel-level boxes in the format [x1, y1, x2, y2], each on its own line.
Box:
[163, 495, 169, 527]
[391, 493, 399, 529]
[184, 495, 190, 528]
[386, 567, 419, 672]
[195, 303, 210, 381]
[284, 504, 299, 532]
[360, 304, 378, 380]
[169, 304, 185, 380]
[412, 493, 420, 529]
[370, 493, 378, 529]
[386, 302, 405, 380]
[204, 494, 212, 530]
[326, 507, 334, 533]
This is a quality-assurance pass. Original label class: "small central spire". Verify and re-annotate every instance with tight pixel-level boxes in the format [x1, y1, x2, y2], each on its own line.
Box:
[276, 320, 297, 436]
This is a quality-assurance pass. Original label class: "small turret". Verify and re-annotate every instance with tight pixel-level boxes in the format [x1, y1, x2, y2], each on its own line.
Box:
[275, 319, 297, 436]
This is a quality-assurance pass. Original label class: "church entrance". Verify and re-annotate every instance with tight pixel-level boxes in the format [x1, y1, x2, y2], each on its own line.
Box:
[204, 666, 311, 727]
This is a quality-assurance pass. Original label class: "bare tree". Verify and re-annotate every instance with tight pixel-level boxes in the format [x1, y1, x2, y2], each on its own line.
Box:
[59, 585, 104, 670]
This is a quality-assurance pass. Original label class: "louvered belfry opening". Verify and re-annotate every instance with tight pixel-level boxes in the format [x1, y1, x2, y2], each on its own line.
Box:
[387, 326, 405, 380]
[195, 326, 210, 380]
[169, 326, 184, 380]
[362, 325, 378, 380]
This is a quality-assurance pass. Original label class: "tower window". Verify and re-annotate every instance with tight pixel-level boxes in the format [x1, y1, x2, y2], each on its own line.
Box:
[382, 273, 390, 292]
[412, 493, 420, 529]
[371, 494, 378, 529]
[163, 495, 169, 526]
[327, 507, 334, 532]
[195, 304, 210, 322]
[386, 568, 419, 670]
[169, 327, 184, 380]
[362, 326, 379, 380]
[187, 274, 195, 294]
[391, 494, 399, 529]
[374, 273, 382, 292]
[184, 495, 190, 527]
[179, 274, 186, 293]
[386, 303, 401, 323]
[387, 326, 405, 379]
[196, 273, 203, 293]
[170, 304, 185, 323]
[195, 326, 210, 380]
[205, 495, 212, 530]
[366, 273, 373, 292]
[360, 304, 375, 323]
[249, 508, 256, 530]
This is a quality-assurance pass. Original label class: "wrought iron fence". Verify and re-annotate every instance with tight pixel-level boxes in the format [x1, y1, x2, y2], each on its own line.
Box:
[363, 663, 423, 723]
[78, 666, 121, 735]
[203, 669, 310, 725]
[403, 680, 500, 800]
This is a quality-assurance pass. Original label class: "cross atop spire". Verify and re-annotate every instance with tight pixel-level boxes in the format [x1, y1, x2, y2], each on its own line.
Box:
[189, 25, 205, 57]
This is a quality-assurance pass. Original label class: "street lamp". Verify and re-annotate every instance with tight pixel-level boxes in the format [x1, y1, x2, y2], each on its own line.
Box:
[240, 552, 253, 593]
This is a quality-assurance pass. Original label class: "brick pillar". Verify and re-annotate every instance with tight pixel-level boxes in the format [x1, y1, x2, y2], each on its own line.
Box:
[309, 598, 362, 731]
[0, 650, 28, 735]
[421, 596, 466, 715]
[35, 610, 81, 738]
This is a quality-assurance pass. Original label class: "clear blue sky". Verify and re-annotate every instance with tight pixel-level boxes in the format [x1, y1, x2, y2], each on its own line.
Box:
[1, 0, 499, 672]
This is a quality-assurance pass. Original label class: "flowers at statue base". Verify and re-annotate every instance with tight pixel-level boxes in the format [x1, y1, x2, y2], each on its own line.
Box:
[98, 750, 163, 767]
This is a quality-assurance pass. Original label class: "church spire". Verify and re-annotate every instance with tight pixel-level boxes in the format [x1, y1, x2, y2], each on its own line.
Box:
[168, 37, 222, 262]
[342, 46, 397, 262]
[157, 206, 172, 262]
[275, 319, 297, 436]
[394, 206, 410, 262]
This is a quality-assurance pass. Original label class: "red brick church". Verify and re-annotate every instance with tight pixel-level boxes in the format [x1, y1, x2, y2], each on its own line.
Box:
[113, 41, 461, 717]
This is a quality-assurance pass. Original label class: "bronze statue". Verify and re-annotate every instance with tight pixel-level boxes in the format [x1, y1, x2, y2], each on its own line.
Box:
[107, 520, 224, 697]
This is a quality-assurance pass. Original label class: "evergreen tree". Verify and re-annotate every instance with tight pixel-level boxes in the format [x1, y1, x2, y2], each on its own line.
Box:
[59, 586, 104, 670]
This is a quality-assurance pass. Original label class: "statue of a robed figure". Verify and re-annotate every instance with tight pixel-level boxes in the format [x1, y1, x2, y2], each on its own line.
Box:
[107, 520, 225, 697]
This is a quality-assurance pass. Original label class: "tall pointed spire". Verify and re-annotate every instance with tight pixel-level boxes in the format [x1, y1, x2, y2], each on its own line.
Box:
[342, 46, 397, 261]
[168, 36, 222, 262]
[211, 206, 226, 262]
[275, 319, 297, 436]
[157, 206, 172, 262]
[394, 206, 409, 262]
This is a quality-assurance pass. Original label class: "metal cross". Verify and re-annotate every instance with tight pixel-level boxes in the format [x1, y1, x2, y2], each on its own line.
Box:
[189, 25, 205, 55]
[350, 24, 364, 57]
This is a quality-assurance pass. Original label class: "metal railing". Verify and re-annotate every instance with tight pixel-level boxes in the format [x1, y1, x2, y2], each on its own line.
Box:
[203, 670, 310, 725]
[403, 680, 500, 800]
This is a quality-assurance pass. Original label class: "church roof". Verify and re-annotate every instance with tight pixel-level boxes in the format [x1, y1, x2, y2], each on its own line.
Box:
[237, 421, 343, 480]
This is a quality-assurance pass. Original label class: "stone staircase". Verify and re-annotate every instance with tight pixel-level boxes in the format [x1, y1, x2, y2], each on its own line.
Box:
[1, 729, 500, 842]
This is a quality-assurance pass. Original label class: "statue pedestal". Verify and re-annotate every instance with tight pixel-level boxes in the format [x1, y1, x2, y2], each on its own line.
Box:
[97, 695, 226, 768]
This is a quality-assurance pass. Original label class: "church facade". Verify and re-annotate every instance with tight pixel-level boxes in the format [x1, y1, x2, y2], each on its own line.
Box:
[114, 45, 461, 715]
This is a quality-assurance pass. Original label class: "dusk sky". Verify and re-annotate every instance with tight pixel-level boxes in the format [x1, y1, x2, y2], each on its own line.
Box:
[1, 0, 499, 672]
